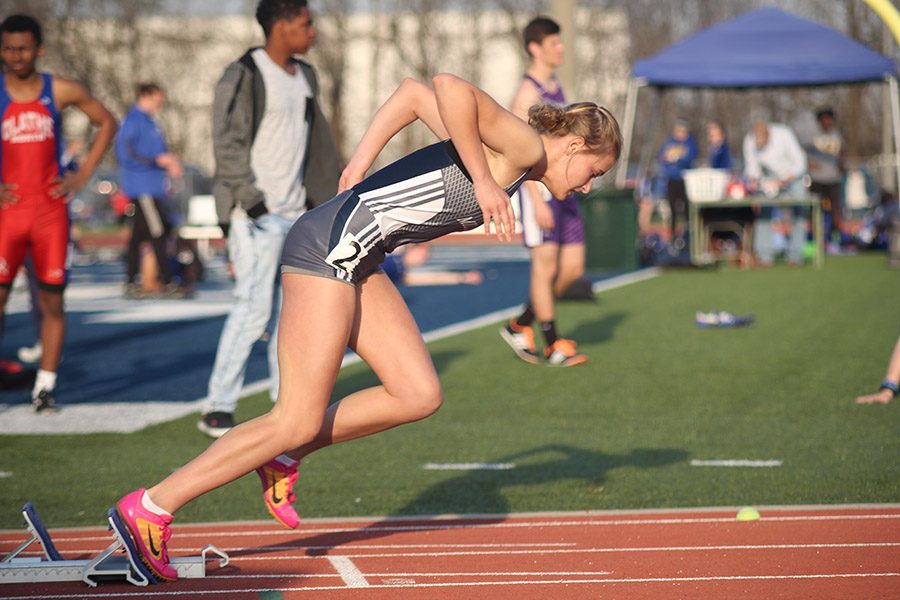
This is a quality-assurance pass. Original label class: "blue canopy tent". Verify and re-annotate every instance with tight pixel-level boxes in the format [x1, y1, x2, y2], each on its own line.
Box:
[616, 6, 900, 189]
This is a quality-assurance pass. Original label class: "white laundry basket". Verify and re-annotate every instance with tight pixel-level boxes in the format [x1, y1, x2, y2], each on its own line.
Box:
[683, 168, 729, 203]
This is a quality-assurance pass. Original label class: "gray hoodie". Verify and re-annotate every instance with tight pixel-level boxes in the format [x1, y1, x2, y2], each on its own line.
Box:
[211, 49, 340, 227]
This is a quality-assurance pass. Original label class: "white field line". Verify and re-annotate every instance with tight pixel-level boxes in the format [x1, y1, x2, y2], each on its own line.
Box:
[691, 459, 783, 467]
[591, 267, 661, 294]
[327, 555, 369, 588]
[422, 462, 516, 470]
[23, 512, 900, 545]
[3, 572, 898, 598]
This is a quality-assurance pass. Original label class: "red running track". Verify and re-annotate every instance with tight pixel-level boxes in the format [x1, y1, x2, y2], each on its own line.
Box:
[1, 505, 898, 599]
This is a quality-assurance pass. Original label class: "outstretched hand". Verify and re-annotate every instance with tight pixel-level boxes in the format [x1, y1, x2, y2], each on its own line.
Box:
[855, 390, 893, 404]
[474, 179, 515, 242]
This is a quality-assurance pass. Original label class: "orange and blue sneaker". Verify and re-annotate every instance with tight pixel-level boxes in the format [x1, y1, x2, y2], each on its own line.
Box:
[544, 338, 588, 367]
[114, 489, 177, 582]
[499, 320, 540, 364]
[256, 458, 300, 529]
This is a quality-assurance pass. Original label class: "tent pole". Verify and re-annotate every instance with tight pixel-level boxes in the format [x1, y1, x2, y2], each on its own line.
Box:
[890, 75, 900, 201]
[615, 77, 644, 188]
[636, 88, 663, 185]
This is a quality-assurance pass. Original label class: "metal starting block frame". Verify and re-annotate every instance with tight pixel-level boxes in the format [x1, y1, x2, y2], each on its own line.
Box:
[1, 503, 229, 587]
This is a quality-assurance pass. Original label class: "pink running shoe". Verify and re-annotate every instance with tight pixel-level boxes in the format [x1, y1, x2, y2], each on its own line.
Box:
[115, 489, 177, 581]
[256, 458, 300, 529]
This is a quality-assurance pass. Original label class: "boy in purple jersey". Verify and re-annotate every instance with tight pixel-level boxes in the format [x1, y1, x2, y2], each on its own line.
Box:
[501, 16, 588, 367]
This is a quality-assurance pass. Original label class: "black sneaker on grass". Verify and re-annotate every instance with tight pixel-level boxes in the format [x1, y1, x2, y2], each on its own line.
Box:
[198, 412, 235, 438]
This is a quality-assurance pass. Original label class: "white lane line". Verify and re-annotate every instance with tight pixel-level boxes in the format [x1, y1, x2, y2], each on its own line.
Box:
[0, 471, 12, 478]
[6, 572, 896, 598]
[327, 555, 369, 588]
[255, 542, 576, 549]
[208, 570, 613, 579]
[691, 459, 783, 467]
[25, 540, 897, 561]
[229, 541, 900, 561]
[422, 463, 516, 470]
[32, 512, 900, 544]
[591, 267, 661, 294]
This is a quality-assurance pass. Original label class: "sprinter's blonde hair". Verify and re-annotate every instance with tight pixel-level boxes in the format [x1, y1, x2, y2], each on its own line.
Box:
[528, 102, 622, 159]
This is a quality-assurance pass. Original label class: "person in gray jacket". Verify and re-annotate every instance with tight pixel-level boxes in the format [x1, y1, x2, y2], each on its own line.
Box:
[199, 0, 340, 438]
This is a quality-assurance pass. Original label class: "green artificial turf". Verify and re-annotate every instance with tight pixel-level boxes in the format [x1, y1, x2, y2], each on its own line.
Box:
[1, 253, 898, 529]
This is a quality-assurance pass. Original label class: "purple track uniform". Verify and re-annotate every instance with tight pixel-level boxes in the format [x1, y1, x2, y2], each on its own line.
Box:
[517, 74, 585, 249]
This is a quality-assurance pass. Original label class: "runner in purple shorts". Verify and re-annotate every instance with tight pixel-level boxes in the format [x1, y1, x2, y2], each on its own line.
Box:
[500, 16, 589, 367]
[520, 192, 586, 247]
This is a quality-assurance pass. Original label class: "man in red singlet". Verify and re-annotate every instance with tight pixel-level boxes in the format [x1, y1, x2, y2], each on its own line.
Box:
[0, 14, 117, 412]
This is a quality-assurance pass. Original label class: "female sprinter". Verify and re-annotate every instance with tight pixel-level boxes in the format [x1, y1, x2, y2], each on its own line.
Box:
[111, 73, 621, 581]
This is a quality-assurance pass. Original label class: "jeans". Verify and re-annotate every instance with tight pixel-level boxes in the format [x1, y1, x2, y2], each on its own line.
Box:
[204, 211, 295, 413]
[753, 178, 809, 265]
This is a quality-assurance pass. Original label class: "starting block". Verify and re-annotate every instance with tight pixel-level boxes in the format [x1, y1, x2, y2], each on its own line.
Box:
[1, 503, 228, 587]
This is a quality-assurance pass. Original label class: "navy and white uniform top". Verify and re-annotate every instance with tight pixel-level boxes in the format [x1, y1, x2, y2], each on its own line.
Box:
[282, 139, 529, 285]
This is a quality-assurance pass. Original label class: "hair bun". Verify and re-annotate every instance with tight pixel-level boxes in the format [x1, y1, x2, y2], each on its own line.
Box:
[526, 102, 622, 160]
[528, 104, 567, 134]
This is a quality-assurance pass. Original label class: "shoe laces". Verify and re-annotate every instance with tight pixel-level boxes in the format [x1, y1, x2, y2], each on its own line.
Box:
[285, 471, 298, 503]
[269, 465, 299, 504]
[148, 519, 173, 562]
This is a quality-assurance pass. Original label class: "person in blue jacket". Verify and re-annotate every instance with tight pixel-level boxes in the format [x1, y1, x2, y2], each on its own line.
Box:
[707, 121, 733, 170]
[116, 82, 183, 296]
[657, 119, 698, 244]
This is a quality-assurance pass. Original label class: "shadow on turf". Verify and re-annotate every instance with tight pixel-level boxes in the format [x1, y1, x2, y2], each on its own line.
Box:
[232, 444, 688, 558]
[573, 311, 628, 346]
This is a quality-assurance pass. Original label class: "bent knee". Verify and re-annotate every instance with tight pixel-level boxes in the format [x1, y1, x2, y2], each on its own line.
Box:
[266, 410, 322, 451]
[403, 381, 443, 421]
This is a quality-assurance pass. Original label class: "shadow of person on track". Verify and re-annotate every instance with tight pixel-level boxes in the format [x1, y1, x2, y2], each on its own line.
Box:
[232, 444, 688, 559]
